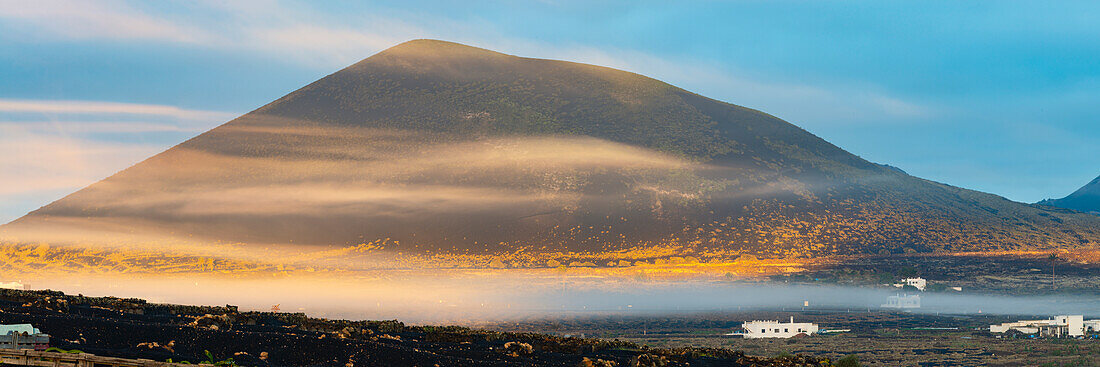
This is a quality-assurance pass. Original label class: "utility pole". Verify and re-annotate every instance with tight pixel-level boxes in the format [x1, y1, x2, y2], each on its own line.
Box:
[1048, 253, 1058, 290]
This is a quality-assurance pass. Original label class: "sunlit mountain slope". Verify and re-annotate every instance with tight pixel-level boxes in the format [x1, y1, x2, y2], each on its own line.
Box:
[5, 40, 1099, 260]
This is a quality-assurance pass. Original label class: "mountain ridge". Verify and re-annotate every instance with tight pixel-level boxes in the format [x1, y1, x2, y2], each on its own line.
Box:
[1038, 174, 1100, 214]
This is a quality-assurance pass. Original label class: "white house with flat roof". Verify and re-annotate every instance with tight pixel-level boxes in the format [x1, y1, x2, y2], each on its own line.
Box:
[1087, 319, 1100, 333]
[737, 317, 819, 338]
[893, 277, 926, 291]
[990, 315, 1098, 337]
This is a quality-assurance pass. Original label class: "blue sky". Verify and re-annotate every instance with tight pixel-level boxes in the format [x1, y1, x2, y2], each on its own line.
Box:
[1, 0, 1098, 223]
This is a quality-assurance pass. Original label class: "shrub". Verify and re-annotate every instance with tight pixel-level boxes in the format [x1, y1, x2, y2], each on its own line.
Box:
[503, 341, 534, 355]
[835, 355, 860, 367]
[630, 354, 667, 367]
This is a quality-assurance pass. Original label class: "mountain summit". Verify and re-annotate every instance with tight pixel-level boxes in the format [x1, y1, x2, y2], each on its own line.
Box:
[4, 40, 1099, 258]
[1039, 175, 1100, 214]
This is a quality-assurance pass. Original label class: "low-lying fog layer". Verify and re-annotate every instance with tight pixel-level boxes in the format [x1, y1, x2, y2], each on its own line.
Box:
[17, 272, 1100, 324]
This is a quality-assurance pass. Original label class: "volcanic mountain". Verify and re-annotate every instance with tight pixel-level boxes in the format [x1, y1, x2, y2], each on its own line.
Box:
[1039, 175, 1100, 214]
[4, 40, 1099, 258]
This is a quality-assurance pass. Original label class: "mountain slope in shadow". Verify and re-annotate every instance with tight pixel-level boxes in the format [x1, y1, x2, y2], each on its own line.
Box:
[1039, 175, 1100, 214]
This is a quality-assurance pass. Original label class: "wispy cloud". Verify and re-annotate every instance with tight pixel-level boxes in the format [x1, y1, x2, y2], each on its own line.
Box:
[241, 24, 414, 68]
[0, 125, 162, 223]
[0, 0, 207, 43]
[203, 0, 435, 68]
[0, 0, 433, 68]
[0, 99, 237, 222]
[0, 99, 236, 120]
[617, 55, 935, 125]
[465, 39, 934, 126]
[0, 121, 212, 134]
[0, 129, 158, 195]
[0, 0, 936, 124]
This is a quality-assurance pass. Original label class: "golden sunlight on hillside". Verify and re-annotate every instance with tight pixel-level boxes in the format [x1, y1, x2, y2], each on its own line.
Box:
[5, 235, 1099, 282]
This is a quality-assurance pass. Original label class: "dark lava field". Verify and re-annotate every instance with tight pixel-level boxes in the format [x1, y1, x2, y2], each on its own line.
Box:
[0, 288, 829, 367]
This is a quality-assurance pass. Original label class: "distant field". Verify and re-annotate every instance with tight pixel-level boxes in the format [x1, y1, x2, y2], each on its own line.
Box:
[486, 311, 1100, 366]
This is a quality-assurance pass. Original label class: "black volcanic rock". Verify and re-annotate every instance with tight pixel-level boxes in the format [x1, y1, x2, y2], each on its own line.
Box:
[4, 40, 1100, 257]
[1038, 175, 1100, 214]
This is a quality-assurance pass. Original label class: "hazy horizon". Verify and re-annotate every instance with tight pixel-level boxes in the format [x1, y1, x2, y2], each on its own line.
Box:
[12, 272, 1100, 324]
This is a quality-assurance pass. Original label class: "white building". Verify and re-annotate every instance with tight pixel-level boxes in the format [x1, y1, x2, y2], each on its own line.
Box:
[0, 324, 49, 350]
[739, 317, 819, 338]
[1087, 319, 1100, 333]
[894, 277, 926, 291]
[990, 315, 1099, 337]
[881, 294, 921, 309]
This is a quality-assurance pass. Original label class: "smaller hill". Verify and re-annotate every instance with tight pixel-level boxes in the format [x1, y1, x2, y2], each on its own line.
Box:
[1038, 174, 1100, 214]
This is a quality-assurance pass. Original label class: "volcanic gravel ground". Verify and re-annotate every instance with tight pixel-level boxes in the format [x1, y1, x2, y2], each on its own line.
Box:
[0, 289, 828, 367]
